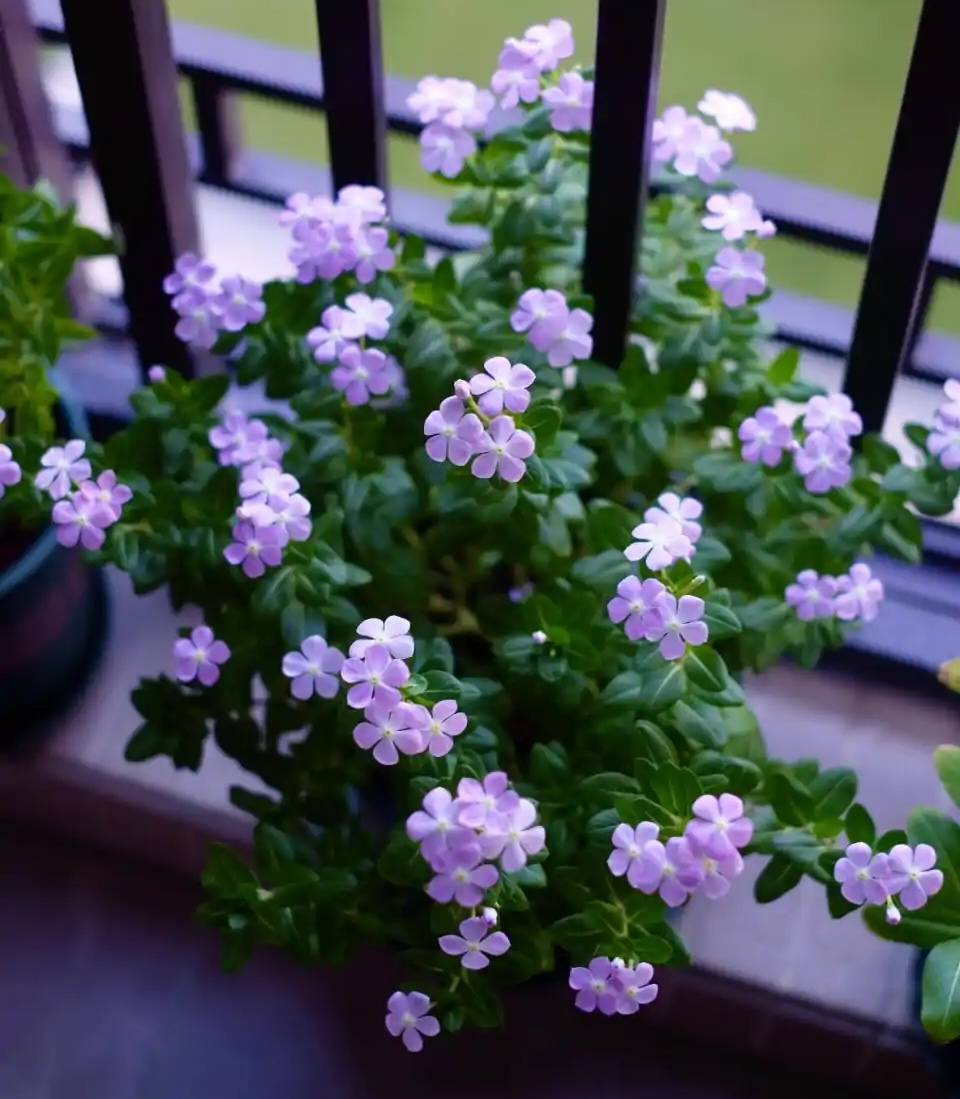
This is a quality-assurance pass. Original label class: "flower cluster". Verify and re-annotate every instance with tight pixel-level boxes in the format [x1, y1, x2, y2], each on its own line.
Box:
[928, 378, 960, 470]
[406, 772, 545, 900]
[510, 289, 594, 368]
[306, 293, 404, 407]
[491, 16, 573, 109]
[608, 794, 753, 907]
[340, 617, 467, 764]
[173, 624, 231, 687]
[34, 439, 132, 551]
[423, 359, 536, 483]
[785, 562, 884, 623]
[702, 191, 775, 242]
[0, 409, 21, 500]
[739, 394, 861, 494]
[280, 185, 394, 285]
[408, 77, 494, 179]
[209, 408, 313, 580]
[569, 957, 658, 1016]
[652, 103, 733, 184]
[164, 253, 265, 349]
[835, 841, 943, 926]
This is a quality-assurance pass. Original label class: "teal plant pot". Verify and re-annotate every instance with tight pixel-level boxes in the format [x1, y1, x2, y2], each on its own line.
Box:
[0, 396, 108, 736]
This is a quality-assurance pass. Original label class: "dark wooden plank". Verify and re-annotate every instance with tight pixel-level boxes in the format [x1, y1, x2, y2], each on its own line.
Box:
[843, 0, 960, 434]
[583, 0, 666, 366]
[59, 0, 198, 376]
[191, 72, 241, 188]
[313, 0, 386, 194]
[0, 0, 69, 196]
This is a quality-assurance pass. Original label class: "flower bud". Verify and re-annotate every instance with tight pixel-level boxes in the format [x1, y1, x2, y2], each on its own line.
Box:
[481, 906, 498, 927]
[148, 365, 167, 383]
[885, 900, 902, 926]
[531, 629, 548, 645]
[453, 378, 471, 400]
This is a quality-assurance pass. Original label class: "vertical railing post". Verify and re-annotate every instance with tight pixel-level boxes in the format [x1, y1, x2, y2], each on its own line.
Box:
[0, 0, 70, 197]
[843, 0, 960, 434]
[59, 0, 199, 377]
[583, 0, 665, 367]
[313, 0, 387, 195]
[191, 74, 242, 189]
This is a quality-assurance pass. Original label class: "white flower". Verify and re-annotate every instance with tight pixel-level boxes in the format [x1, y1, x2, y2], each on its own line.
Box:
[701, 191, 764, 241]
[698, 89, 756, 132]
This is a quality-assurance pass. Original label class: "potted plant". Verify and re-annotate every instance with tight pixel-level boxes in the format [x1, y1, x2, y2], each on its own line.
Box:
[0, 172, 112, 728]
[27, 16, 960, 1053]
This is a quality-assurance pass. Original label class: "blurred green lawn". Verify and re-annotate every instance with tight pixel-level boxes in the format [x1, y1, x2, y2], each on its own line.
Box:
[169, 0, 960, 332]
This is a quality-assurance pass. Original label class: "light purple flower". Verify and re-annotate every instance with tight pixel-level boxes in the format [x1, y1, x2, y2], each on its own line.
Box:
[222, 520, 285, 579]
[352, 227, 396, 285]
[290, 219, 358, 284]
[928, 420, 960, 470]
[479, 797, 546, 872]
[306, 304, 363, 363]
[793, 430, 852, 494]
[706, 248, 766, 308]
[834, 842, 891, 906]
[607, 576, 666, 642]
[491, 47, 540, 109]
[147, 365, 166, 383]
[685, 834, 744, 899]
[173, 624, 230, 687]
[399, 699, 467, 757]
[542, 72, 594, 133]
[237, 429, 283, 469]
[406, 786, 473, 862]
[785, 569, 837, 621]
[624, 515, 692, 572]
[349, 616, 414, 660]
[209, 411, 252, 466]
[698, 89, 756, 132]
[615, 962, 659, 1014]
[352, 699, 423, 766]
[937, 378, 960, 425]
[423, 398, 483, 466]
[508, 581, 534, 604]
[701, 191, 764, 241]
[544, 308, 594, 368]
[340, 642, 410, 709]
[0, 444, 21, 498]
[645, 593, 708, 661]
[282, 635, 344, 700]
[420, 123, 477, 178]
[35, 440, 91, 500]
[738, 406, 793, 466]
[803, 393, 863, 439]
[884, 844, 944, 911]
[439, 916, 510, 971]
[471, 415, 535, 483]
[407, 77, 493, 129]
[510, 288, 568, 343]
[245, 492, 311, 543]
[644, 492, 703, 543]
[516, 18, 574, 72]
[337, 184, 386, 224]
[652, 105, 693, 163]
[468, 357, 536, 416]
[239, 464, 299, 504]
[343, 293, 393, 340]
[215, 276, 265, 332]
[685, 794, 753, 860]
[163, 252, 216, 304]
[174, 300, 222, 349]
[331, 345, 392, 406]
[672, 117, 732, 184]
[426, 842, 499, 906]
[456, 771, 519, 829]
[608, 821, 660, 888]
[77, 469, 132, 522]
[385, 991, 439, 1054]
[51, 493, 113, 550]
[637, 836, 703, 907]
[834, 562, 884, 623]
[278, 191, 324, 232]
[569, 957, 619, 1015]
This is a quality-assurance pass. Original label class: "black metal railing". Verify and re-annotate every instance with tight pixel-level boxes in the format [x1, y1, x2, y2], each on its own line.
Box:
[3, 0, 960, 435]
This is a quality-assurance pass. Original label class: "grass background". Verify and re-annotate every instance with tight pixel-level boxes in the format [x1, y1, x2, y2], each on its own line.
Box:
[167, 0, 960, 331]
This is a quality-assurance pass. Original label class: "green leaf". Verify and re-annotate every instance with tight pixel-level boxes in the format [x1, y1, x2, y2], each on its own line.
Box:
[766, 346, 800, 386]
[670, 700, 725, 749]
[754, 855, 803, 903]
[702, 603, 742, 641]
[935, 745, 960, 809]
[580, 772, 641, 802]
[922, 939, 960, 1044]
[640, 661, 687, 712]
[768, 772, 813, 826]
[808, 767, 857, 820]
[684, 648, 728, 695]
[844, 803, 876, 845]
[690, 751, 761, 794]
